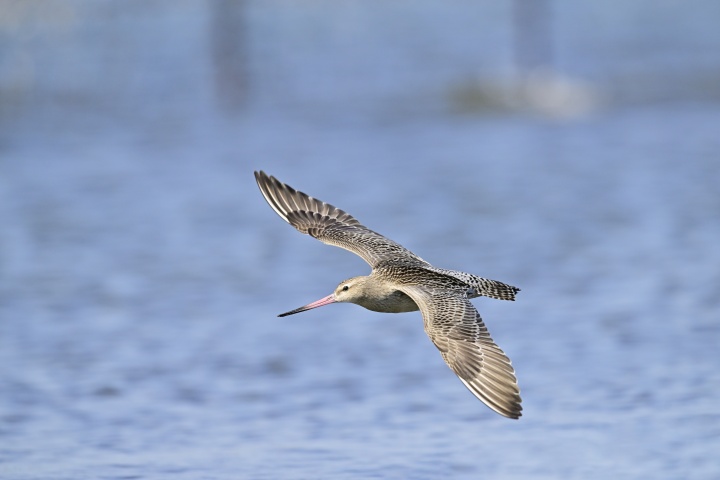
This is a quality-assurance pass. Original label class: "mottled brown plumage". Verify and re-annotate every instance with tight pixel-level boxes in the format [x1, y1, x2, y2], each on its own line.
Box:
[255, 171, 522, 419]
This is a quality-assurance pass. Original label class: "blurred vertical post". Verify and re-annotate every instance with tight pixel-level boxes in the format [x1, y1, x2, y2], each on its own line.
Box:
[512, 0, 553, 74]
[210, 0, 247, 112]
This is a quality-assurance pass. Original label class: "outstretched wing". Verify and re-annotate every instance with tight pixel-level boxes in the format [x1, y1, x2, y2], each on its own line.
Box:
[255, 171, 427, 268]
[400, 285, 522, 419]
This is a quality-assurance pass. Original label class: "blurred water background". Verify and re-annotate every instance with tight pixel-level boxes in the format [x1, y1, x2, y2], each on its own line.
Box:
[1, 1, 719, 478]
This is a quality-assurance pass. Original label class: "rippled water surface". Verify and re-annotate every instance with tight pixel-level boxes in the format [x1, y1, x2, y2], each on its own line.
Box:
[1, 2, 719, 479]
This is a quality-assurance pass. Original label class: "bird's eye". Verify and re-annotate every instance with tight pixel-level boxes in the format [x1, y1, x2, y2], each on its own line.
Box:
[342, 285, 349, 291]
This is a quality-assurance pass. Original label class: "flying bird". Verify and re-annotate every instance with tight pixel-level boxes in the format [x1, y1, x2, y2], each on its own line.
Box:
[255, 171, 522, 419]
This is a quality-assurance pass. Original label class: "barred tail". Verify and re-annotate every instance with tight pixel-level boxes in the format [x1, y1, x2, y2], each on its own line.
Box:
[430, 267, 520, 301]
[472, 277, 520, 301]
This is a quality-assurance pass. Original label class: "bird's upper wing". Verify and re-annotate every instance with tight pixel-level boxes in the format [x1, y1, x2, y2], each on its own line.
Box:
[399, 285, 522, 419]
[255, 171, 427, 268]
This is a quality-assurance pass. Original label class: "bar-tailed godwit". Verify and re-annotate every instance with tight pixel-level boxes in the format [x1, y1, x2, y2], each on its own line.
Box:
[255, 171, 522, 419]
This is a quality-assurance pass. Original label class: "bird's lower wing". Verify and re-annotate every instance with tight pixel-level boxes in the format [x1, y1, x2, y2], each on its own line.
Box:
[400, 285, 522, 419]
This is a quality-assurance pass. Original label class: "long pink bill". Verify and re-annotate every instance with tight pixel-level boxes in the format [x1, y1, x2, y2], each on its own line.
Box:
[277, 294, 336, 317]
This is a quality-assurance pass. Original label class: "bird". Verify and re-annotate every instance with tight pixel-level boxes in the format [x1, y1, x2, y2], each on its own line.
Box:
[254, 171, 522, 419]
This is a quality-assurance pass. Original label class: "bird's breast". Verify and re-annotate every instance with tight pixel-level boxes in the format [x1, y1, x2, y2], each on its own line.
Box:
[358, 289, 419, 314]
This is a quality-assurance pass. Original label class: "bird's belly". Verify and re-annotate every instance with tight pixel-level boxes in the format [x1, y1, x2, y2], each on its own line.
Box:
[362, 290, 419, 314]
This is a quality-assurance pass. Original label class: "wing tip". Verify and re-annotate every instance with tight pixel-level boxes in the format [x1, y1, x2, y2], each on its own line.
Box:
[255, 170, 294, 224]
[254, 171, 363, 229]
[458, 376, 523, 419]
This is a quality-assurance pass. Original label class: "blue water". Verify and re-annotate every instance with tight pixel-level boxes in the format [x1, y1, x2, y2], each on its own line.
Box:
[1, 2, 719, 479]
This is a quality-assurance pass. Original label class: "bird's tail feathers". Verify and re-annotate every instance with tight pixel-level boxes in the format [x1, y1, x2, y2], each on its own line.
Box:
[430, 268, 520, 301]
